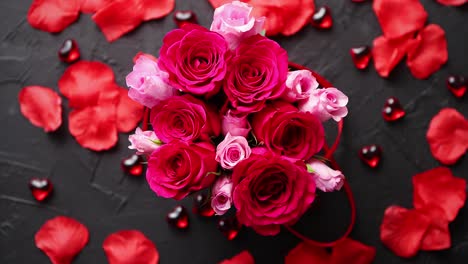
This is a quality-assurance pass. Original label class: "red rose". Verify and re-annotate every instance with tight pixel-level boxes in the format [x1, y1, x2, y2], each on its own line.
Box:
[224, 34, 288, 115]
[252, 101, 324, 161]
[147, 141, 218, 200]
[150, 95, 221, 143]
[232, 148, 316, 235]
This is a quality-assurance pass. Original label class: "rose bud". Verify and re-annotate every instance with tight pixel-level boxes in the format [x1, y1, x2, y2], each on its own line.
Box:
[222, 110, 251, 138]
[128, 127, 162, 155]
[211, 175, 233, 215]
[307, 159, 345, 192]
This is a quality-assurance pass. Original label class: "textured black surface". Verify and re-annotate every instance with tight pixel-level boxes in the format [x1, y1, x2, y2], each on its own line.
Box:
[1, 0, 468, 263]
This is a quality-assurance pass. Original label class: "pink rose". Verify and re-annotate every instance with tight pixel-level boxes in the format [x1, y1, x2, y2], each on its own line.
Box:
[299, 88, 349, 122]
[147, 141, 218, 200]
[158, 24, 230, 98]
[224, 35, 288, 114]
[211, 175, 233, 215]
[128, 127, 162, 155]
[222, 110, 251, 137]
[150, 95, 221, 143]
[252, 101, 324, 161]
[283, 70, 319, 102]
[126, 55, 176, 108]
[215, 133, 251, 169]
[307, 160, 345, 192]
[232, 148, 316, 235]
[210, 1, 265, 49]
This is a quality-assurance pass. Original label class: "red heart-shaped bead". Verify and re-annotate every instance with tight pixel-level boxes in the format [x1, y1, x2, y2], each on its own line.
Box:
[217, 216, 242, 240]
[382, 97, 405, 122]
[166, 205, 189, 229]
[446, 75, 466, 98]
[173, 10, 198, 28]
[359, 144, 382, 168]
[121, 154, 144, 176]
[193, 193, 215, 217]
[350, 46, 372, 70]
[58, 39, 80, 64]
[29, 178, 53, 202]
[311, 6, 333, 30]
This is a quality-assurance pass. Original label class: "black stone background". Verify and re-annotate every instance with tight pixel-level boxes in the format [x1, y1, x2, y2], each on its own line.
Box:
[0, 0, 467, 263]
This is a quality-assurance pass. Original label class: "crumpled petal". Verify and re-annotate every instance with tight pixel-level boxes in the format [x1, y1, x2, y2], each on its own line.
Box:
[140, 0, 175, 21]
[285, 242, 330, 264]
[80, 0, 113, 13]
[58, 61, 118, 108]
[35, 216, 89, 264]
[418, 207, 451, 251]
[413, 167, 467, 222]
[372, 34, 420, 78]
[116, 87, 144, 133]
[373, 0, 427, 39]
[437, 0, 467, 6]
[426, 108, 468, 165]
[69, 103, 118, 151]
[406, 24, 448, 79]
[208, 0, 314, 36]
[18, 86, 62, 132]
[27, 0, 80, 33]
[331, 238, 376, 264]
[380, 206, 431, 258]
[219, 250, 255, 264]
[103, 230, 159, 264]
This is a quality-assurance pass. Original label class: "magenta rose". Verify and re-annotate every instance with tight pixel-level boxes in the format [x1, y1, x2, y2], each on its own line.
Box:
[147, 141, 218, 200]
[299, 88, 349, 122]
[150, 95, 221, 143]
[252, 101, 325, 161]
[158, 24, 230, 98]
[224, 34, 288, 114]
[232, 148, 316, 235]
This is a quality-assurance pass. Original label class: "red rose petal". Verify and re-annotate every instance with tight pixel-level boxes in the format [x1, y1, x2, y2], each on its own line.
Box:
[418, 207, 451, 251]
[133, 52, 158, 63]
[331, 238, 376, 264]
[18, 86, 62, 132]
[35, 216, 89, 264]
[380, 205, 431, 258]
[58, 61, 118, 108]
[92, 0, 142, 42]
[285, 242, 330, 264]
[69, 103, 118, 151]
[426, 108, 468, 165]
[437, 0, 467, 6]
[27, 0, 80, 33]
[406, 24, 448, 79]
[103, 230, 159, 264]
[372, 34, 419, 78]
[413, 167, 467, 222]
[373, 0, 427, 39]
[80, 0, 113, 13]
[140, 0, 175, 21]
[220, 250, 255, 264]
[116, 87, 144, 133]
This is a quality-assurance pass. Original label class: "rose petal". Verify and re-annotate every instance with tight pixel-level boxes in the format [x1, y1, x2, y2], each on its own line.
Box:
[27, 0, 80, 33]
[140, 0, 175, 21]
[18, 86, 62, 132]
[373, 0, 427, 39]
[372, 34, 419, 78]
[219, 250, 255, 264]
[116, 87, 144, 133]
[331, 238, 376, 264]
[437, 0, 467, 6]
[426, 108, 468, 165]
[69, 103, 118, 151]
[58, 61, 118, 108]
[80, 0, 113, 13]
[103, 230, 159, 264]
[35, 216, 89, 264]
[413, 167, 467, 222]
[92, 0, 143, 42]
[380, 206, 431, 258]
[407, 24, 448, 79]
[418, 207, 451, 251]
[285, 242, 330, 264]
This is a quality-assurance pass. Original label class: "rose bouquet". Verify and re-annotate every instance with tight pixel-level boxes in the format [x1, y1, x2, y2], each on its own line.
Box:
[126, 1, 349, 236]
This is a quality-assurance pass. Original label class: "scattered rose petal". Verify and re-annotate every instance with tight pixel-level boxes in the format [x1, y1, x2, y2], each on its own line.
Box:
[27, 0, 80, 33]
[331, 238, 376, 264]
[373, 0, 427, 39]
[285, 242, 330, 263]
[220, 250, 255, 264]
[69, 103, 118, 151]
[413, 167, 467, 222]
[115, 87, 144, 133]
[437, 0, 467, 6]
[18, 86, 62, 132]
[208, 0, 315, 36]
[140, 0, 175, 21]
[103, 230, 159, 264]
[380, 206, 431, 258]
[80, 0, 112, 13]
[35, 216, 89, 264]
[426, 108, 468, 165]
[418, 207, 451, 251]
[407, 24, 448, 79]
